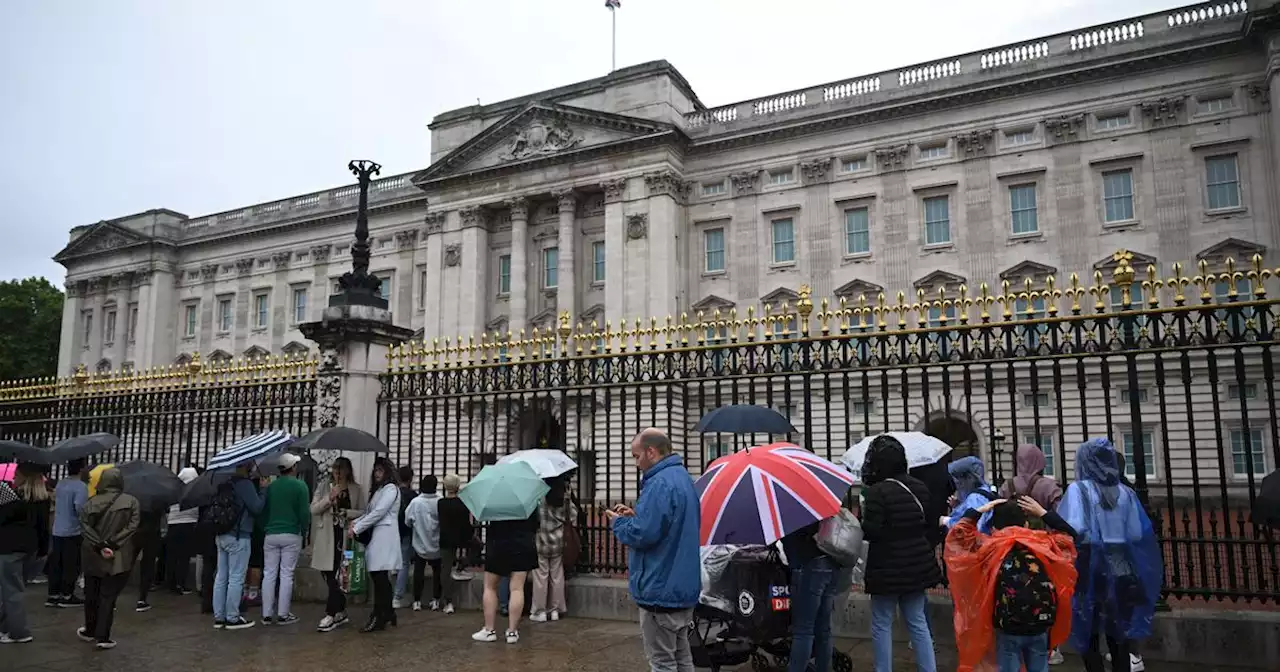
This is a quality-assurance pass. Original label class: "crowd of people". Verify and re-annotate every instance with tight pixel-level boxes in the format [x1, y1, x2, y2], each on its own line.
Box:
[1, 429, 1162, 672]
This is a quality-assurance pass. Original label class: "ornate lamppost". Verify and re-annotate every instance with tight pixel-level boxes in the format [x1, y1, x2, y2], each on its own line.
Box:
[329, 160, 387, 309]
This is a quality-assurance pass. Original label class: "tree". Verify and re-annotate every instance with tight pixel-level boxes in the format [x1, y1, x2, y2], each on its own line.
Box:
[0, 277, 64, 382]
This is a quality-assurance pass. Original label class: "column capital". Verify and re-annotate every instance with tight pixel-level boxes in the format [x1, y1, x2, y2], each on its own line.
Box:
[272, 251, 292, 270]
[505, 197, 531, 221]
[600, 178, 628, 204]
[552, 188, 577, 209]
[459, 206, 486, 230]
[424, 211, 447, 235]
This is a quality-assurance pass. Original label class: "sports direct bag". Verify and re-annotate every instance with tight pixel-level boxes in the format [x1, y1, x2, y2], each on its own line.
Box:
[815, 508, 864, 566]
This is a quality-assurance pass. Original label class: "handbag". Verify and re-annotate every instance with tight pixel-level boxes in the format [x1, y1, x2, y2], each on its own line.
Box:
[815, 508, 864, 567]
[561, 501, 581, 571]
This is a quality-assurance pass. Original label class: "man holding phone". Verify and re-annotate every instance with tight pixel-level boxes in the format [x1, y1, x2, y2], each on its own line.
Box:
[607, 429, 701, 672]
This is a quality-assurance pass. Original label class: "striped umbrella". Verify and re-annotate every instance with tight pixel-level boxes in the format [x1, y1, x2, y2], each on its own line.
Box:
[206, 430, 294, 472]
[694, 442, 856, 547]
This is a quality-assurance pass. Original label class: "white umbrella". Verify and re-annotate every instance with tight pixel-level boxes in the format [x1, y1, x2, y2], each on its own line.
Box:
[496, 449, 578, 478]
[841, 432, 953, 483]
[207, 430, 294, 471]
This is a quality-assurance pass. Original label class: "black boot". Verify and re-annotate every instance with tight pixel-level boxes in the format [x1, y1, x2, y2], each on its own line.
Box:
[360, 614, 384, 633]
[388, 609, 397, 627]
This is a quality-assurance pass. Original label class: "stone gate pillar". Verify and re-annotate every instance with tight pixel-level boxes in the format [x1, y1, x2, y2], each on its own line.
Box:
[300, 303, 413, 504]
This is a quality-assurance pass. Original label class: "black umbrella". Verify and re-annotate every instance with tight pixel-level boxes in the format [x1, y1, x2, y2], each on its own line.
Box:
[179, 469, 235, 510]
[114, 461, 184, 513]
[696, 405, 797, 435]
[1251, 470, 1280, 529]
[48, 433, 120, 463]
[0, 440, 56, 465]
[290, 427, 386, 454]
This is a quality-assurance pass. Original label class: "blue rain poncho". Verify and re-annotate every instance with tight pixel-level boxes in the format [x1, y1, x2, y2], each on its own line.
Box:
[1057, 437, 1162, 651]
[946, 456, 996, 533]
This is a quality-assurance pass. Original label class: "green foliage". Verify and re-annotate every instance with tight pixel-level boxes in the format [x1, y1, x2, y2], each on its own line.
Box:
[0, 277, 64, 381]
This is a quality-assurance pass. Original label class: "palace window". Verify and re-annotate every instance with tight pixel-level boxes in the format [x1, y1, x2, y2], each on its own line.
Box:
[497, 255, 511, 295]
[771, 218, 795, 264]
[844, 208, 870, 255]
[1009, 184, 1038, 234]
[704, 228, 725, 272]
[592, 241, 606, 283]
[1205, 154, 1241, 210]
[923, 196, 951, 245]
[292, 287, 308, 324]
[543, 247, 559, 289]
[1102, 170, 1135, 223]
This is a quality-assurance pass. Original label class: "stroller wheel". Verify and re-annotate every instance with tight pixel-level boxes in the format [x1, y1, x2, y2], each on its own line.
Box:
[750, 652, 776, 672]
[832, 650, 853, 672]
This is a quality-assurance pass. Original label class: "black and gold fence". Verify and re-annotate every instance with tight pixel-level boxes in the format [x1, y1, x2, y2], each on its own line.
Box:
[0, 355, 318, 475]
[380, 250, 1280, 602]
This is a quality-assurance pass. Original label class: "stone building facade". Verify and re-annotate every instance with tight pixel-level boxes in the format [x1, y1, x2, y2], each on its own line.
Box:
[51, 3, 1280, 487]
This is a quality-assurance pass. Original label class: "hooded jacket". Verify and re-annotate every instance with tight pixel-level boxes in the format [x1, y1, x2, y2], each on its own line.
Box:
[404, 491, 441, 559]
[947, 456, 997, 533]
[998, 444, 1064, 510]
[167, 467, 200, 526]
[861, 440, 943, 595]
[79, 468, 141, 576]
[611, 454, 701, 610]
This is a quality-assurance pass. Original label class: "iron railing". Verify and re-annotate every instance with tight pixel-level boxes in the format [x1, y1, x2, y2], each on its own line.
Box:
[379, 250, 1280, 603]
[0, 355, 317, 475]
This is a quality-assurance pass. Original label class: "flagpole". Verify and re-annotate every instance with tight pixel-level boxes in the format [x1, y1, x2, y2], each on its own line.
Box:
[611, 7, 617, 72]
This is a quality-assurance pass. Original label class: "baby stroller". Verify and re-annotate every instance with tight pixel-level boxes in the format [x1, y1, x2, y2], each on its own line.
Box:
[689, 545, 853, 672]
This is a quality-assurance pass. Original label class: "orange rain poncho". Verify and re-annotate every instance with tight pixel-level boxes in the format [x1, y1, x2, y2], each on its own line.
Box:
[944, 516, 1078, 672]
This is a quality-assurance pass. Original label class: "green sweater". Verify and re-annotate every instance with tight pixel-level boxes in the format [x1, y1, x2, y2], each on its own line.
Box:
[262, 476, 310, 536]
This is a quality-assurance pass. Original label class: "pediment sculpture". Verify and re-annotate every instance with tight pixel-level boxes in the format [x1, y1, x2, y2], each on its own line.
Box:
[499, 119, 582, 162]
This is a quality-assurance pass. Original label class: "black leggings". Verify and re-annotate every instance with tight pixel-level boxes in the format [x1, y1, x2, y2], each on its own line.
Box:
[1081, 608, 1131, 672]
[370, 570, 394, 622]
[323, 528, 346, 616]
[412, 557, 442, 602]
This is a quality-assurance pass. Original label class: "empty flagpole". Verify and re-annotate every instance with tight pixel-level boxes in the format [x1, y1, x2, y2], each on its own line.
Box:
[606, 0, 620, 72]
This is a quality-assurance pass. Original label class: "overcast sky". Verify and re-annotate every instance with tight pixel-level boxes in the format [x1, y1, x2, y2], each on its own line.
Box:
[0, 0, 1181, 286]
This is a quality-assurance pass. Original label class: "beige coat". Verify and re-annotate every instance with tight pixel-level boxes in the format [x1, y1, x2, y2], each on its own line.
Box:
[309, 480, 365, 572]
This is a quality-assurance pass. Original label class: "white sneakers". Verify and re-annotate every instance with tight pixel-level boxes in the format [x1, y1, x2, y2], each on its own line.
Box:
[451, 569, 474, 581]
[1048, 648, 1065, 665]
[392, 597, 403, 609]
[428, 599, 441, 611]
[529, 610, 561, 623]
[471, 627, 519, 644]
[1104, 652, 1145, 672]
[443, 603, 455, 614]
[412, 601, 422, 612]
[317, 613, 349, 633]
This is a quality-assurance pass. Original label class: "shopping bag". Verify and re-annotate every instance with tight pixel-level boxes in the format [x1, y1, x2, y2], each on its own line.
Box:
[728, 546, 792, 641]
[340, 539, 368, 595]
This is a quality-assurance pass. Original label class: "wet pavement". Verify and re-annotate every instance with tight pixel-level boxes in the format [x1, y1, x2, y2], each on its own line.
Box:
[5, 589, 1249, 671]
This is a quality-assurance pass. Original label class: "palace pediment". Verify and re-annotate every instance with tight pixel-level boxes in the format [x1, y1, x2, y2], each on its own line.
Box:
[413, 102, 679, 185]
[54, 220, 160, 262]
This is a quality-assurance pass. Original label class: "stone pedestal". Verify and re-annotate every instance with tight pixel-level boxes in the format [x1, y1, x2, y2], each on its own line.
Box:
[299, 303, 414, 500]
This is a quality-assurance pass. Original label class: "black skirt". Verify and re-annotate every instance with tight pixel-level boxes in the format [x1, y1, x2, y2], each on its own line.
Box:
[484, 515, 538, 576]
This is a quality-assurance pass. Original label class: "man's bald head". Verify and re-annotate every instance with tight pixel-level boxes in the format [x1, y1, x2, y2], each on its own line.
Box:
[631, 428, 673, 471]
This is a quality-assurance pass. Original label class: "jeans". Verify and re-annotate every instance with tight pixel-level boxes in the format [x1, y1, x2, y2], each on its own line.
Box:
[83, 573, 127, 642]
[640, 608, 695, 672]
[499, 575, 510, 611]
[262, 533, 301, 619]
[213, 534, 252, 621]
[870, 592, 936, 672]
[413, 557, 443, 602]
[22, 553, 44, 583]
[47, 535, 81, 599]
[395, 536, 413, 600]
[996, 631, 1050, 672]
[0, 553, 30, 640]
[789, 555, 839, 672]
[165, 523, 197, 592]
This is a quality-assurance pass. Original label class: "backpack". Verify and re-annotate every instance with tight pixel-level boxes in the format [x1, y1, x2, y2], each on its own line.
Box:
[992, 545, 1057, 635]
[202, 481, 244, 536]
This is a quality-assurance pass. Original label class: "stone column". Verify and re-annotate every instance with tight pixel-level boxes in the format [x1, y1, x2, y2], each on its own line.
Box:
[602, 178, 628, 330]
[507, 197, 531, 334]
[271, 251, 293, 351]
[234, 258, 255, 356]
[134, 268, 175, 370]
[198, 263, 219, 355]
[421, 213, 446, 342]
[309, 245, 332, 327]
[459, 209, 490, 337]
[109, 273, 133, 368]
[85, 277, 106, 369]
[57, 281, 84, 375]
[643, 171, 682, 320]
[554, 189, 578, 321]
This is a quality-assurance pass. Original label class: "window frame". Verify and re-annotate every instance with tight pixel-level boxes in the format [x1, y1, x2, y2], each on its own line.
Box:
[767, 168, 796, 186]
[183, 304, 198, 338]
[81, 310, 93, 346]
[1004, 128, 1036, 147]
[1095, 111, 1132, 131]
[840, 156, 869, 173]
[253, 291, 269, 329]
[542, 246, 559, 289]
[922, 195, 952, 246]
[918, 143, 948, 161]
[126, 304, 138, 343]
[217, 297, 233, 333]
[497, 254, 512, 295]
[704, 227, 726, 273]
[1229, 427, 1267, 479]
[1197, 94, 1234, 115]
[1009, 183, 1039, 235]
[843, 207, 870, 257]
[592, 240, 606, 284]
[701, 180, 727, 197]
[1119, 428, 1157, 480]
[1101, 169, 1136, 224]
[770, 217, 796, 265]
[292, 287, 308, 324]
[373, 272, 393, 302]
[103, 308, 117, 345]
[1204, 154, 1242, 212]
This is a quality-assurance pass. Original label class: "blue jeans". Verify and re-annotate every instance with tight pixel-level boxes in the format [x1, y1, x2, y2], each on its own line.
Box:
[395, 537, 413, 600]
[996, 631, 1049, 672]
[870, 592, 936, 672]
[213, 535, 251, 622]
[499, 575, 510, 611]
[788, 555, 839, 672]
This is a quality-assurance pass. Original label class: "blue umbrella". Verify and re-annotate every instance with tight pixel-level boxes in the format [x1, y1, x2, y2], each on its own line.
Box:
[696, 405, 797, 435]
[206, 430, 293, 471]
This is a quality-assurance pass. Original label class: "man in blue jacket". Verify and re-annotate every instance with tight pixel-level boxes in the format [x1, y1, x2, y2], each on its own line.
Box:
[607, 428, 701, 672]
[212, 464, 264, 631]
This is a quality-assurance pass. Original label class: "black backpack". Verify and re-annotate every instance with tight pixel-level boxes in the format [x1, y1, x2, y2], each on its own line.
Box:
[992, 545, 1057, 634]
[201, 481, 244, 536]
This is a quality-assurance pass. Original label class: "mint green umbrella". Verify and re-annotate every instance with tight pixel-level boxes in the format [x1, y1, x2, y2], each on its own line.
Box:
[459, 461, 550, 522]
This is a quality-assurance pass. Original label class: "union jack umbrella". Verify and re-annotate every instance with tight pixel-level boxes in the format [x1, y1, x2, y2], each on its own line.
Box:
[695, 442, 856, 547]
